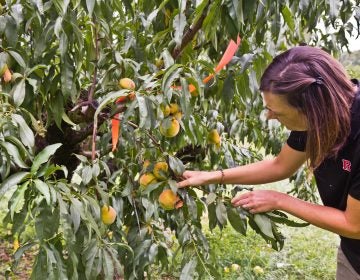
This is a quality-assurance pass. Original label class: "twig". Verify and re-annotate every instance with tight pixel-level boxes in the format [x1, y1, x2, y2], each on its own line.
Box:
[70, 100, 93, 112]
[80, 150, 99, 158]
[132, 197, 141, 232]
[91, 121, 97, 160]
[126, 121, 165, 153]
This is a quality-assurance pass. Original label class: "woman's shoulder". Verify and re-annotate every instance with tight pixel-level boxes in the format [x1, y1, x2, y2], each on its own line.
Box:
[350, 80, 360, 141]
[351, 79, 360, 114]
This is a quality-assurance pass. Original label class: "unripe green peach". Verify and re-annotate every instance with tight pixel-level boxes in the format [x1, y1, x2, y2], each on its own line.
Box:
[160, 117, 180, 138]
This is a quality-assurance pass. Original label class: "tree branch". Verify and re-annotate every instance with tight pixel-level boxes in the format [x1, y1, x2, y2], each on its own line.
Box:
[88, 18, 99, 102]
[171, 1, 212, 60]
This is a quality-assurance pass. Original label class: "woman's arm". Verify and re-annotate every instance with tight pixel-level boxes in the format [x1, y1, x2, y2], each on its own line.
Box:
[177, 143, 307, 187]
[232, 191, 360, 239]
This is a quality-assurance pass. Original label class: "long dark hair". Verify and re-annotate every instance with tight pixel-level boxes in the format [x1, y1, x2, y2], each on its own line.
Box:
[260, 46, 356, 168]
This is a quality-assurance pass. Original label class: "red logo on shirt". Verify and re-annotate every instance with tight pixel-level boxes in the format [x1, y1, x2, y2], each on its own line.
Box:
[342, 159, 351, 172]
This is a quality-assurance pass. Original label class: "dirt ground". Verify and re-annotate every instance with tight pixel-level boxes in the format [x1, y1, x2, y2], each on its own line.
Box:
[0, 238, 33, 279]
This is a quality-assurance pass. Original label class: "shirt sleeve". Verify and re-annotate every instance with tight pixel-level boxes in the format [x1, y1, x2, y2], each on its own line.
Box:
[349, 173, 360, 200]
[286, 131, 307, 152]
[349, 139, 360, 200]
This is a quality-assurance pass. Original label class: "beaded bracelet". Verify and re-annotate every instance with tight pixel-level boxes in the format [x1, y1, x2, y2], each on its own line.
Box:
[219, 169, 225, 184]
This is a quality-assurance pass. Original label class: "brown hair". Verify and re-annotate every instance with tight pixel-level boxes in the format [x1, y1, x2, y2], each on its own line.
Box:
[260, 46, 356, 168]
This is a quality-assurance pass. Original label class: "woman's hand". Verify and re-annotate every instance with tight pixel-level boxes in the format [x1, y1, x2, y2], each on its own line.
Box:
[231, 190, 286, 214]
[177, 170, 220, 188]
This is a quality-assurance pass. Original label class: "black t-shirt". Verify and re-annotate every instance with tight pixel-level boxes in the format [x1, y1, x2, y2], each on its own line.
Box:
[286, 80, 360, 274]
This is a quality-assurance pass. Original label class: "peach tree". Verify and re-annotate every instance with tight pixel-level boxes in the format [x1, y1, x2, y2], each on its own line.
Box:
[0, 0, 358, 279]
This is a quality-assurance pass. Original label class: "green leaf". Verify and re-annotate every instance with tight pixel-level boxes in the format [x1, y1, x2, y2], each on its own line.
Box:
[0, 152, 11, 181]
[225, 0, 243, 28]
[48, 243, 67, 279]
[60, 55, 74, 98]
[34, 179, 51, 205]
[253, 214, 274, 239]
[281, 5, 295, 32]
[180, 258, 197, 280]
[81, 166, 93, 184]
[53, 0, 69, 15]
[94, 90, 129, 120]
[32, 0, 44, 14]
[0, 141, 29, 168]
[14, 242, 37, 263]
[205, 193, 217, 205]
[61, 112, 77, 127]
[11, 114, 35, 148]
[35, 203, 60, 241]
[43, 165, 67, 179]
[84, 243, 99, 279]
[168, 156, 185, 176]
[329, 0, 340, 19]
[9, 181, 28, 220]
[215, 201, 227, 226]
[54, 16, 63, 38]
[32, 247, 48, 280]
[248, 69, 259, 94]
[161, 49, 175, 69]
[148, 243, 158, 263]
[161, 64, 182, 95]
[86, 0, 96, 15]
[10, 204, 27, 236]
[227, 207, 247, 235]
[31, 143, 62, 174]
[103, 249, 115, 280]
[10, 79, 26, 107]
[266, 212, 309, 227]
[137, 96, 150, 129]
[5, 16, 18, 47]
[8, 50, 26, 68]
[178, 224, 190, 245]
[208, 203, 217, 231]
[92, 163, 100, 178]
[0, 171, 30, 196]
[222, 72, 235, 105]
[69, 202, 82, 234]
[173, 12, 186, 46]
[24, 64, 48, 76]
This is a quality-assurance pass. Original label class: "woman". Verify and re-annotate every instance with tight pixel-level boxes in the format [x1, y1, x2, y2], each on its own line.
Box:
[177, 46, 360, 279]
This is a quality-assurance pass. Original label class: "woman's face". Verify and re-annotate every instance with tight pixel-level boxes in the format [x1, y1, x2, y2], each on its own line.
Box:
[262, 91, 308, 131]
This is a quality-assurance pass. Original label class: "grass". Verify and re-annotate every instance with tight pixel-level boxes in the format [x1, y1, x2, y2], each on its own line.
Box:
[207, 223, 338, 280]
[0, 191, 34, 279]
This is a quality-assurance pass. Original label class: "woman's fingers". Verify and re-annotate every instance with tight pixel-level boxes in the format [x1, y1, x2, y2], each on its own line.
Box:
[231, 192, 252, 207]
[181, 170, 196, 179]
[232, 190, 283, 213]
[177, 170, 209, 188]
[177, 178, 190, 188]
[177, 171, 199, 188]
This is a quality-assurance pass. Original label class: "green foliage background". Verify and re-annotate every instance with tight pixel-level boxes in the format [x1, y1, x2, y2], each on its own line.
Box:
[0, 0, 359, 279]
